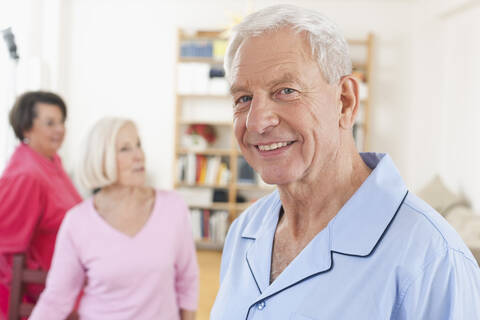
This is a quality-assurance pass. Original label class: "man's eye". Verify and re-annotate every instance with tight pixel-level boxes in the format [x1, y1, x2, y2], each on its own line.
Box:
[235, 96, 252, 106]
[279, 88, 296, 95]
[275, 87, 299, 100]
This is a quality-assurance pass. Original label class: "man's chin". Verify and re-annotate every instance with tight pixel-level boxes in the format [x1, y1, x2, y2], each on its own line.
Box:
[260, 172, 296, 186]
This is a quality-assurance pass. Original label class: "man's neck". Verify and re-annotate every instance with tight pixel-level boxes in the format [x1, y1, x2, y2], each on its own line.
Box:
[276, 150, 371, 240]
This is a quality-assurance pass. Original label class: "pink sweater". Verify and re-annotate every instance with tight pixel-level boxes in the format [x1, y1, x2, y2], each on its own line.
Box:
[30, 190, 198, 320]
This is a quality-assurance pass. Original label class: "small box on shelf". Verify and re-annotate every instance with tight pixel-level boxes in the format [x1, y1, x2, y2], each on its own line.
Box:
[177, 63, 229, 95]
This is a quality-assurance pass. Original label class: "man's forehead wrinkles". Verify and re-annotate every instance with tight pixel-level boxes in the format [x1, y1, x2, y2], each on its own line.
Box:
[231, 64, 302, 93]
[230, 80, 251, 95]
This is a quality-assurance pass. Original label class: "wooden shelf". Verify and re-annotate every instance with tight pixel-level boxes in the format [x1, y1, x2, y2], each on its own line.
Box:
[352, 62, 367, 70]
[178, 148, 232, 156]
[234, 203, 251, 212]
[180, 30, 226, 41]
[236, 183, 276, 191]
[178, 94, 230, 99]
[176, 182, 229, 189]
[178, 57, 223, 64]
[180, 120, 232, 126]
[195, 240, 224, 251]
[348, 39, 369, 46]
[187, 202, 251, 212]
[188, 202, 230, 211]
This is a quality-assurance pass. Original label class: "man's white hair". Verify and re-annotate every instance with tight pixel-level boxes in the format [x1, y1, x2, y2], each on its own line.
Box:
[224, 4, 352, 85]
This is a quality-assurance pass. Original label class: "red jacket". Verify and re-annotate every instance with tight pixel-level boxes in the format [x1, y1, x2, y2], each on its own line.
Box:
[0, 143, 82, 318]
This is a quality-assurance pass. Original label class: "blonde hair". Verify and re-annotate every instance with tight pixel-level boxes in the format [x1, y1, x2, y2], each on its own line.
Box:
[77, 117, 135, 191]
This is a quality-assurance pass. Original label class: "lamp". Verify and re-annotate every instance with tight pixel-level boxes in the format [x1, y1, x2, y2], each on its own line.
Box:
[1, 27, 19, 61]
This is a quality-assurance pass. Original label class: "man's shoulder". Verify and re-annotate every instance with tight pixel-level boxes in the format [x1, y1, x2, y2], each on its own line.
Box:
[396, 192, 476, 264]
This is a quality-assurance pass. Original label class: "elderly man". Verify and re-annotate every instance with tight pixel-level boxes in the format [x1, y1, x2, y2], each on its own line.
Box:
[211, 4, 480, 320]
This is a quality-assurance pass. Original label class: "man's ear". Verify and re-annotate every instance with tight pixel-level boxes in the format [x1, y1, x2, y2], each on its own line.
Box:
[338, 75, 359, 129]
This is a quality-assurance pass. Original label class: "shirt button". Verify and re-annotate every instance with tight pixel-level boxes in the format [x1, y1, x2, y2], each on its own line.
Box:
[257, 300, 266, 310]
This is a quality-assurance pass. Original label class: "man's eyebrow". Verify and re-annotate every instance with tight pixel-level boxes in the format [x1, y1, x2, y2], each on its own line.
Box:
[230, 73, 300, 95]
[265, 73, 298, 88]
[230, 85, 248, 95]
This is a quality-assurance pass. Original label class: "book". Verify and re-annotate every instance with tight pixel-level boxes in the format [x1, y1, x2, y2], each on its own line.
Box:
[205, 156, 221, 185]
[196, 155, 207, 184]
[213, 40, 227, 59]
[190, 209, 202, 240]
[185, 153, 197, 185]
[177, 155, 186, 182]
[186, 153, 196, 185]
[216, 162, 230, 186]
[180, 40, 213, 58]
[209, 211, 229, 243]
[202, 209, 211, 238]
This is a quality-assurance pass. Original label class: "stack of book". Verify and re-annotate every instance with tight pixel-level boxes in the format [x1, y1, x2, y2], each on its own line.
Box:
[178, 154, 230, 186]
[180, 39, 228, 59]
[190, 210, 229, 243]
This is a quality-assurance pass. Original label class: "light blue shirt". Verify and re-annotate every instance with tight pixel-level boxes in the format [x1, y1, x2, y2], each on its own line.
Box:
[211, 153, 480, 319]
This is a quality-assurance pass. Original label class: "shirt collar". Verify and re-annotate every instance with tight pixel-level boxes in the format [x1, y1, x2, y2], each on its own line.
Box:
[241, 153, 408, 257]
[330, 153, 408, 256]
[19, 143, 62, 172]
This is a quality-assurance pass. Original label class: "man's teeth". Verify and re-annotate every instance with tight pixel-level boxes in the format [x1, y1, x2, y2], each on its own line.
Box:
[258, 142, 289, 151]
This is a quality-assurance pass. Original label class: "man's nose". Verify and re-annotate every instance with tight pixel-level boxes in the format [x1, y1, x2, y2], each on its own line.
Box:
[245, 96, 279, 134]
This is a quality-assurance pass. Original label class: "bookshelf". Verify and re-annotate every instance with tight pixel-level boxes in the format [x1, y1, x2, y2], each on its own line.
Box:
[173, 29, 374, 250]
[350, 33, 374, 152]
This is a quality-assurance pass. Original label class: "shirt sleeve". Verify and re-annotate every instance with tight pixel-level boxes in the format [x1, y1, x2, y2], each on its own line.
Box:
[0, 174, 45, 253]
[393, 248, 480, 319]
[29, 212, 85, 320]
[174, 196, 199, 311]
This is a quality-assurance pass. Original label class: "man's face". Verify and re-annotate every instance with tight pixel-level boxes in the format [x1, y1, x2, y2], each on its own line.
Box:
[230, 28, 342, 186]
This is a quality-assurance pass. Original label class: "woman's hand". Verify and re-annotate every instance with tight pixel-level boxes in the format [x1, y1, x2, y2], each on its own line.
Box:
[65, 310, 79, 320]
[180, 308, 196, 320]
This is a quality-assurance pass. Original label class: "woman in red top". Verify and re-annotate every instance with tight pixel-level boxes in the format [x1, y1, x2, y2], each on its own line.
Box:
[0, 91, 82, 319]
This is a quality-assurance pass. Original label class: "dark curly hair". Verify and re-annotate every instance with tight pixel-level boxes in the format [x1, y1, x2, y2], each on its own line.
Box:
[9, 91, 67, 140]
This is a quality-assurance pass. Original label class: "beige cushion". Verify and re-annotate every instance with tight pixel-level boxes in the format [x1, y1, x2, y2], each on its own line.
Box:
[417, 175, 467, 216]
[445, 206, 480, 264]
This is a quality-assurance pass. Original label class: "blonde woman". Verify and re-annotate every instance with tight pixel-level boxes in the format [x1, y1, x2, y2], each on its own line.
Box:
[30, 117, 198, 320]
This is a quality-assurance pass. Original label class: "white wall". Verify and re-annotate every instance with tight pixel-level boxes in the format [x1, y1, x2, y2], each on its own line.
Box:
[61, 0, 178, 193]
[407, 0, 480, 208]
[0, 0, 58, 168]
[440, 3, 480, 208]
[5, 0, 478, 208]
[60, 0, 414, 194]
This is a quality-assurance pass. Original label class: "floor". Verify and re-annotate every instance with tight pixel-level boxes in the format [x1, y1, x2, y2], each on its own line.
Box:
[196, 250, 222, 320]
